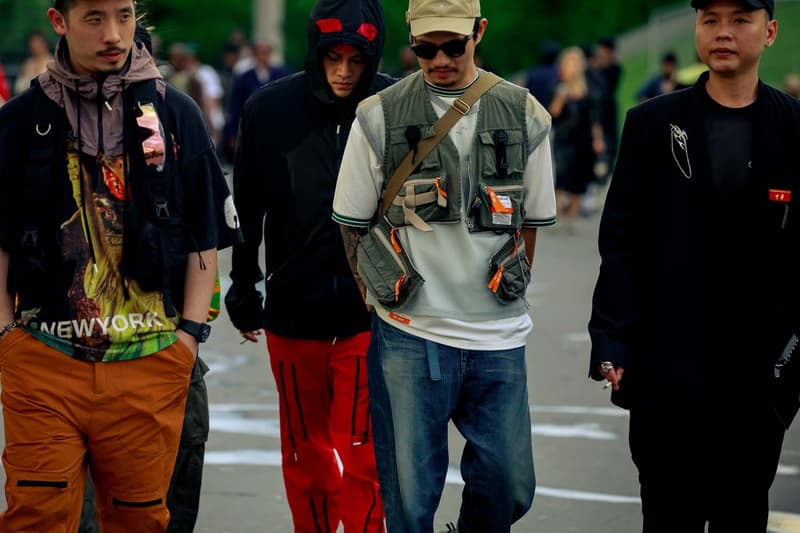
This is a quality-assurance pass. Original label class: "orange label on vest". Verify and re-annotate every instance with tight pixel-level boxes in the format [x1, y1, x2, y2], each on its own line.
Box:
[487, 186, 514, 214]
[388, 312, 411, 325]
[769, 189, 792, 203]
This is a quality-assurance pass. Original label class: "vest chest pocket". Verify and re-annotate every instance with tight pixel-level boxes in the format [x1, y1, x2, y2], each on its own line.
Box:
[487, 232, 530, 304]
[386, 126, 449, 229]
[385, 177, 449, 231]
[477, 129, 526, 182]
[357, 224, 424, 308]
[473, 130, 526, 231]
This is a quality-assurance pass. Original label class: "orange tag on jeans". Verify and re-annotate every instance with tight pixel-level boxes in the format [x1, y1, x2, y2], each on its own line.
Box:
[388, 312, 411, 325]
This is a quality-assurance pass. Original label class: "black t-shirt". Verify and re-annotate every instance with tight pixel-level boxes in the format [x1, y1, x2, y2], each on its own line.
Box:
[704, 89, 756, 202]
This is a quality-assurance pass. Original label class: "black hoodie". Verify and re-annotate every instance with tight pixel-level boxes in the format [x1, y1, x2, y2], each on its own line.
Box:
[227, 0, 394, 338]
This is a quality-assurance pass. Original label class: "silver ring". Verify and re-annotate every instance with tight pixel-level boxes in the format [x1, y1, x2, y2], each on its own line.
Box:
[600, 361, 614, 373]
[35, 123, 52, 137]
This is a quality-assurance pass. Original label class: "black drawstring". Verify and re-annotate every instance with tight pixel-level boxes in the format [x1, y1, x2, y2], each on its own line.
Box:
[75, 79, 99, 274]
[120, 81, 130, 300]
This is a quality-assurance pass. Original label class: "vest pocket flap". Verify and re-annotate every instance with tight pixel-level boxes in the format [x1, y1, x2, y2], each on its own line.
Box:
[478, 129, 524, 146]
[478, 129, 526, 177]
[388, 126, 440, 171]
[387, 177, 449, 230]
[357, 225, 424, 308]
[487, 233, 530, 305]
[472, 184, 524, 231]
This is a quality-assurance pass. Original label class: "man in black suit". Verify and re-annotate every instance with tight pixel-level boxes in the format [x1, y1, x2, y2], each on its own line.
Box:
[589, 0, 800, 531]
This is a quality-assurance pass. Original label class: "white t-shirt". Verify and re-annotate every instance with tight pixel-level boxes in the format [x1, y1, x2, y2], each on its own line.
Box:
[333, 77, 556, 350]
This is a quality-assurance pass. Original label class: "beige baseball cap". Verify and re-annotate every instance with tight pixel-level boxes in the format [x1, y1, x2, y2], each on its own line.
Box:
[406, 0, 481, 37]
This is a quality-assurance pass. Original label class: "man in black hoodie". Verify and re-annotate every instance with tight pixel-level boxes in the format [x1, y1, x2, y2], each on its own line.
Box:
[225, 0, 392, 531]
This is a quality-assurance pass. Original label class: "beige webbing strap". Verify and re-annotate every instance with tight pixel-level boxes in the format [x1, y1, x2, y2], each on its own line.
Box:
[378, 72, 503, 218]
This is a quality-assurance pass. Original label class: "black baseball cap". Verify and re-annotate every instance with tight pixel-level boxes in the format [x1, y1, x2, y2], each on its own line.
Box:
[691, 0, 774, 19]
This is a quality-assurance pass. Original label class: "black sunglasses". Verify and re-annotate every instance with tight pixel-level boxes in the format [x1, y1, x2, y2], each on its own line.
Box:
[410, 34, 473, 60]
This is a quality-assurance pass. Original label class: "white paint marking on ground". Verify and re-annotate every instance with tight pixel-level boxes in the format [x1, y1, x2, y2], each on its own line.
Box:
[445, 467, 639, 503]
[203, 353, 251, 375]
[210, 403, 279, 413]
[533, 423, 618, 440]
[210, 407, 619, 441]
[532, 405, 629, 417]
[768, 512, 800, 533]
[563, 332, 592, 344]
[206, 450, 282, 466]
[776, 464, 800, 476]
[210, 414, 280, 437]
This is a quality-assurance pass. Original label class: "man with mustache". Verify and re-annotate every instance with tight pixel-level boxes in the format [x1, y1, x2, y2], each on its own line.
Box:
[0, 0, 241, 530]
[590, 0, 800, 530]
[333, 0, 556, 530]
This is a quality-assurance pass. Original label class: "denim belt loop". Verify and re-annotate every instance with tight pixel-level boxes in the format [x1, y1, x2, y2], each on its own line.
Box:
[425, 340, 442, 382]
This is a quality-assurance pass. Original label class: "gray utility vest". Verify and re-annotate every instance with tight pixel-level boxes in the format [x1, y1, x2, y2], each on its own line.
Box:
[379, 70, 532, 233]
[355, 72, 542, 309]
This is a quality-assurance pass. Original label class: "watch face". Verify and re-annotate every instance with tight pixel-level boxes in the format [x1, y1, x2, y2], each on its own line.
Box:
[198, 324, 211, 343]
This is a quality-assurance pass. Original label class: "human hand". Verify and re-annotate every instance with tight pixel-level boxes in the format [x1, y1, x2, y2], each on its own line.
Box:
[239, 329, 266, 344]
[599, 361, 625, 391]
[176, 329, 199, 359]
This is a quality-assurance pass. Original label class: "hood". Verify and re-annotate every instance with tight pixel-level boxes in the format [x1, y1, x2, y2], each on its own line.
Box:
[305, 0, 386, 105]
[38, 38, 162, 157]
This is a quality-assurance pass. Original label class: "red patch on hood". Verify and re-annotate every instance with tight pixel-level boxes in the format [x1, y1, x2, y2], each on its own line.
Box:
[357, 23, 378, 42]
[316, 18, 343, 33]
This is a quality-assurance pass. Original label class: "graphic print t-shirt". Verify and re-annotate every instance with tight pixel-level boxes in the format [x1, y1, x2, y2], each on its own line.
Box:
[21, 90, 241, 362]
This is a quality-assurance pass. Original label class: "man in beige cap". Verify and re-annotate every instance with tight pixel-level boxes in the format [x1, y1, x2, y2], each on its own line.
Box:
[333, 0, 556, 531]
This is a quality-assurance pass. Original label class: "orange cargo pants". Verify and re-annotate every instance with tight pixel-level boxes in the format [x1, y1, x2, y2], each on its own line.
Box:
[0, 328, 194, 533]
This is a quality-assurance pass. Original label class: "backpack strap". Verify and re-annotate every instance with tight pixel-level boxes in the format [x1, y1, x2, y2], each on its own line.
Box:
[14, 82, 67, 307]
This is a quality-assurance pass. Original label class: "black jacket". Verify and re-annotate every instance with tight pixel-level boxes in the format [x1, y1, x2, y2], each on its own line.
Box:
[227, 0, 394, 339]
[589, 73, 800, 422]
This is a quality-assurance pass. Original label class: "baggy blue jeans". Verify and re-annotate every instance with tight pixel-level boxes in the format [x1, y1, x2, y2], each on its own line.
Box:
[367, 315, 535, 533]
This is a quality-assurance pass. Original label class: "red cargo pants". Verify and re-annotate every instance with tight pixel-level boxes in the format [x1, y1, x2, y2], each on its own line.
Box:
[266, 330, 384, 533]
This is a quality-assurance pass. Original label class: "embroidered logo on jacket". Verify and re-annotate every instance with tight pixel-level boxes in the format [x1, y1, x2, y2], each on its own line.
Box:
[670, 124, 692, 179]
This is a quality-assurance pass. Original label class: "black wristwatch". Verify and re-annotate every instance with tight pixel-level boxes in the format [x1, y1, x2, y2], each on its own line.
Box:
[177, 318, 211, 343]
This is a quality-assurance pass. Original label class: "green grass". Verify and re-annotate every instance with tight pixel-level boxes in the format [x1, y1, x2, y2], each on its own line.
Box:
[618, 1, 800, 119]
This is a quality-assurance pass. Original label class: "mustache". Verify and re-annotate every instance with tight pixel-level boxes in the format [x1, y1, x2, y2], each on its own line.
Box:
[97, 47, 126, 57]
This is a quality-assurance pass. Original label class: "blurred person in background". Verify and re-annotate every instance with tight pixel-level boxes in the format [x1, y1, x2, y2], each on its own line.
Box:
[226, 41, 290, 158]
[14, 31, 54, 95]
[636, 51, 685, 102]
[785, 73, 800, 99]
[549, 47, 605, 232]
[398, 45, 418, 77]
[525, 39, 561, 108]
[590, 38, 622, 165]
